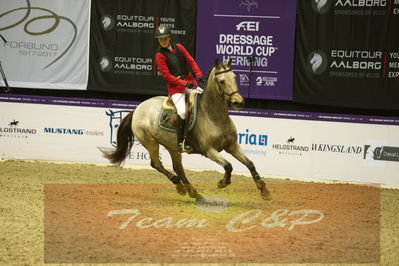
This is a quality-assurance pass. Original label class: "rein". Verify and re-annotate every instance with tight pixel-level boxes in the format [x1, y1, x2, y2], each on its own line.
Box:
[213, 68, 239, 100]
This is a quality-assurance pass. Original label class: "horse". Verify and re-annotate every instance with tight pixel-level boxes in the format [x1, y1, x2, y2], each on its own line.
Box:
[101, 59, 271, 201]
[8, 119, 19, 127]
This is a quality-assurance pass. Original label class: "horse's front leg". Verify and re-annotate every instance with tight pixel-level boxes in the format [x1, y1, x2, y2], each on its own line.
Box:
[226, 142, 272, 200]
[205, 149, 233, 189]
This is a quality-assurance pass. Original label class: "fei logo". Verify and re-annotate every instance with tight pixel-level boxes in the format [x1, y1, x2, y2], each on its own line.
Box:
[236, 21, 260, 31]
[307, 50, 328, 75]
[237, 129, 268, 146]
[311, 0, 333, 14]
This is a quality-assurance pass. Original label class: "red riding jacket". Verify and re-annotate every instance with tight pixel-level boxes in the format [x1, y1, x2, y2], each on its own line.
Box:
[155, 43, 203, 96]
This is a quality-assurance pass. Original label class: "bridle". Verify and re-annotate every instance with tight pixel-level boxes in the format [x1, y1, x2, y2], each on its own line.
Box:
[213, 68, 239, 102]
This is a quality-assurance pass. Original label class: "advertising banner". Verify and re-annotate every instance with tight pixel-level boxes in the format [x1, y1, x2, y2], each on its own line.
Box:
[295, 0, 399, 110]
[89, 0, 197, 95]
[0, 0, 90, 90]
[1, 94, 399, 185]
[196, 0, 297, 100]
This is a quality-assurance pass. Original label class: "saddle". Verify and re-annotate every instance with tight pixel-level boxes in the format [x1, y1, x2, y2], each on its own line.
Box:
[159, 92, 201, 132]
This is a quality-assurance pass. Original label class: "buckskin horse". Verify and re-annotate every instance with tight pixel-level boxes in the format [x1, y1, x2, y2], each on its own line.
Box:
[101, 59, 271, 201]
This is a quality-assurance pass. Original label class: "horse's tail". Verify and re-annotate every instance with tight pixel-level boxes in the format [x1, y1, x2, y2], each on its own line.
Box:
[101, 110, 135, 165]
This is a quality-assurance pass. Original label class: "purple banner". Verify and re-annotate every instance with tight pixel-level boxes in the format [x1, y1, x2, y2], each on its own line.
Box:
[196, 0, 297, 100]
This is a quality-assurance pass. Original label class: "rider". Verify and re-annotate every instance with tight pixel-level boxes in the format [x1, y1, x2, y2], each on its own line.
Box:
[154, 25, 204, 153]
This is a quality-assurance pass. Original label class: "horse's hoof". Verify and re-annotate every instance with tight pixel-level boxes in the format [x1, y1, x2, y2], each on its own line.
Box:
[217, 179, 231, 189]
[195, 194, 205, 204]
[175, 183, 187, 195]
[255, 179, 271, 200]
[260, 187, 272, 201]
[188, 190, 201, 199]
[255, 179, 266, 190]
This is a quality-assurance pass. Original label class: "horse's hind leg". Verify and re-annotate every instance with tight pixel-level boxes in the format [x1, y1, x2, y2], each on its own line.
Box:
[226, 142, 271, 200]
[145, 143, 186, 195]
[205, 149, 233, 189]
[168, 150, 202, 200]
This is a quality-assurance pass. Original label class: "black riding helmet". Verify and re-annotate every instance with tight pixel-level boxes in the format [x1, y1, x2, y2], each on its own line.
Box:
[154, 26, 171, 39]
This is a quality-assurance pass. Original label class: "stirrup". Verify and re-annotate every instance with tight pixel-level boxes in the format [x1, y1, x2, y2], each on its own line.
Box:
[178, 139, 193, 153]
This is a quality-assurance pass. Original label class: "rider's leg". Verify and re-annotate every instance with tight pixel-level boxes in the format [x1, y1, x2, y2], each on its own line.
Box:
[171, 93, 192, 152]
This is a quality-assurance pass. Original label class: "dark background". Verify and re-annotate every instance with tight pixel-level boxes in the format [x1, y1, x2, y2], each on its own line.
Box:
[2, 0, 399, 117]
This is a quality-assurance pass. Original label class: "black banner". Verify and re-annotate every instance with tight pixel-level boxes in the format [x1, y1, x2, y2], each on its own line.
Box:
[88, 0, 197, 95]
[294, 1, 399, 110]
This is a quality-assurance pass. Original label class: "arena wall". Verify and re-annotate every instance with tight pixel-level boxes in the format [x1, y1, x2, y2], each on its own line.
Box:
[1, 95, 398, 185]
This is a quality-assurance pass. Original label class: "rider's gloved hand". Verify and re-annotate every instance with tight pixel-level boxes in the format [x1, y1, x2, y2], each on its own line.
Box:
[197, 76, 204, 85]
[186, 82, 194, 89]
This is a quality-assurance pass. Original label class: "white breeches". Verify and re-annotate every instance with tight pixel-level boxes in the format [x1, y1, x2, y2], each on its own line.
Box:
[171, 87, 203, 119]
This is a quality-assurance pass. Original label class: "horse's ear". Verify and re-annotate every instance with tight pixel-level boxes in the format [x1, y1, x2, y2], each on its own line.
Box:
[226, 58, 232, 67]
[214, 59, 220, 70]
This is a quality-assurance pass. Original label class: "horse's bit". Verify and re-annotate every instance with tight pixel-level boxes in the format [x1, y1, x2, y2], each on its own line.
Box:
[214, 68, 239, 102]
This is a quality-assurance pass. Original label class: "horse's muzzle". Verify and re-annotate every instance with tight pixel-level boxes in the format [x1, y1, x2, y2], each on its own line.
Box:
[231, 99, 245, 110]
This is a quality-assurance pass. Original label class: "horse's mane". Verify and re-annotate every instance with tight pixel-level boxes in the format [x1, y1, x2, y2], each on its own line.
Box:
[203, 67, 213, 88]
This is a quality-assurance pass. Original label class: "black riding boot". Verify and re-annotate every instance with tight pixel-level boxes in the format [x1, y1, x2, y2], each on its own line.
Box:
[176, 117, 192, 153]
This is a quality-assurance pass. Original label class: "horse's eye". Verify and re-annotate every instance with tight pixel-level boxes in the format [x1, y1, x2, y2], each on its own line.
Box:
[220, 80, 225, 85]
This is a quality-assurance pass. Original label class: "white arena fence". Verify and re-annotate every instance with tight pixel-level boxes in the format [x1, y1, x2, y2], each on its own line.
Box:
[1, 94, 399, 186]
